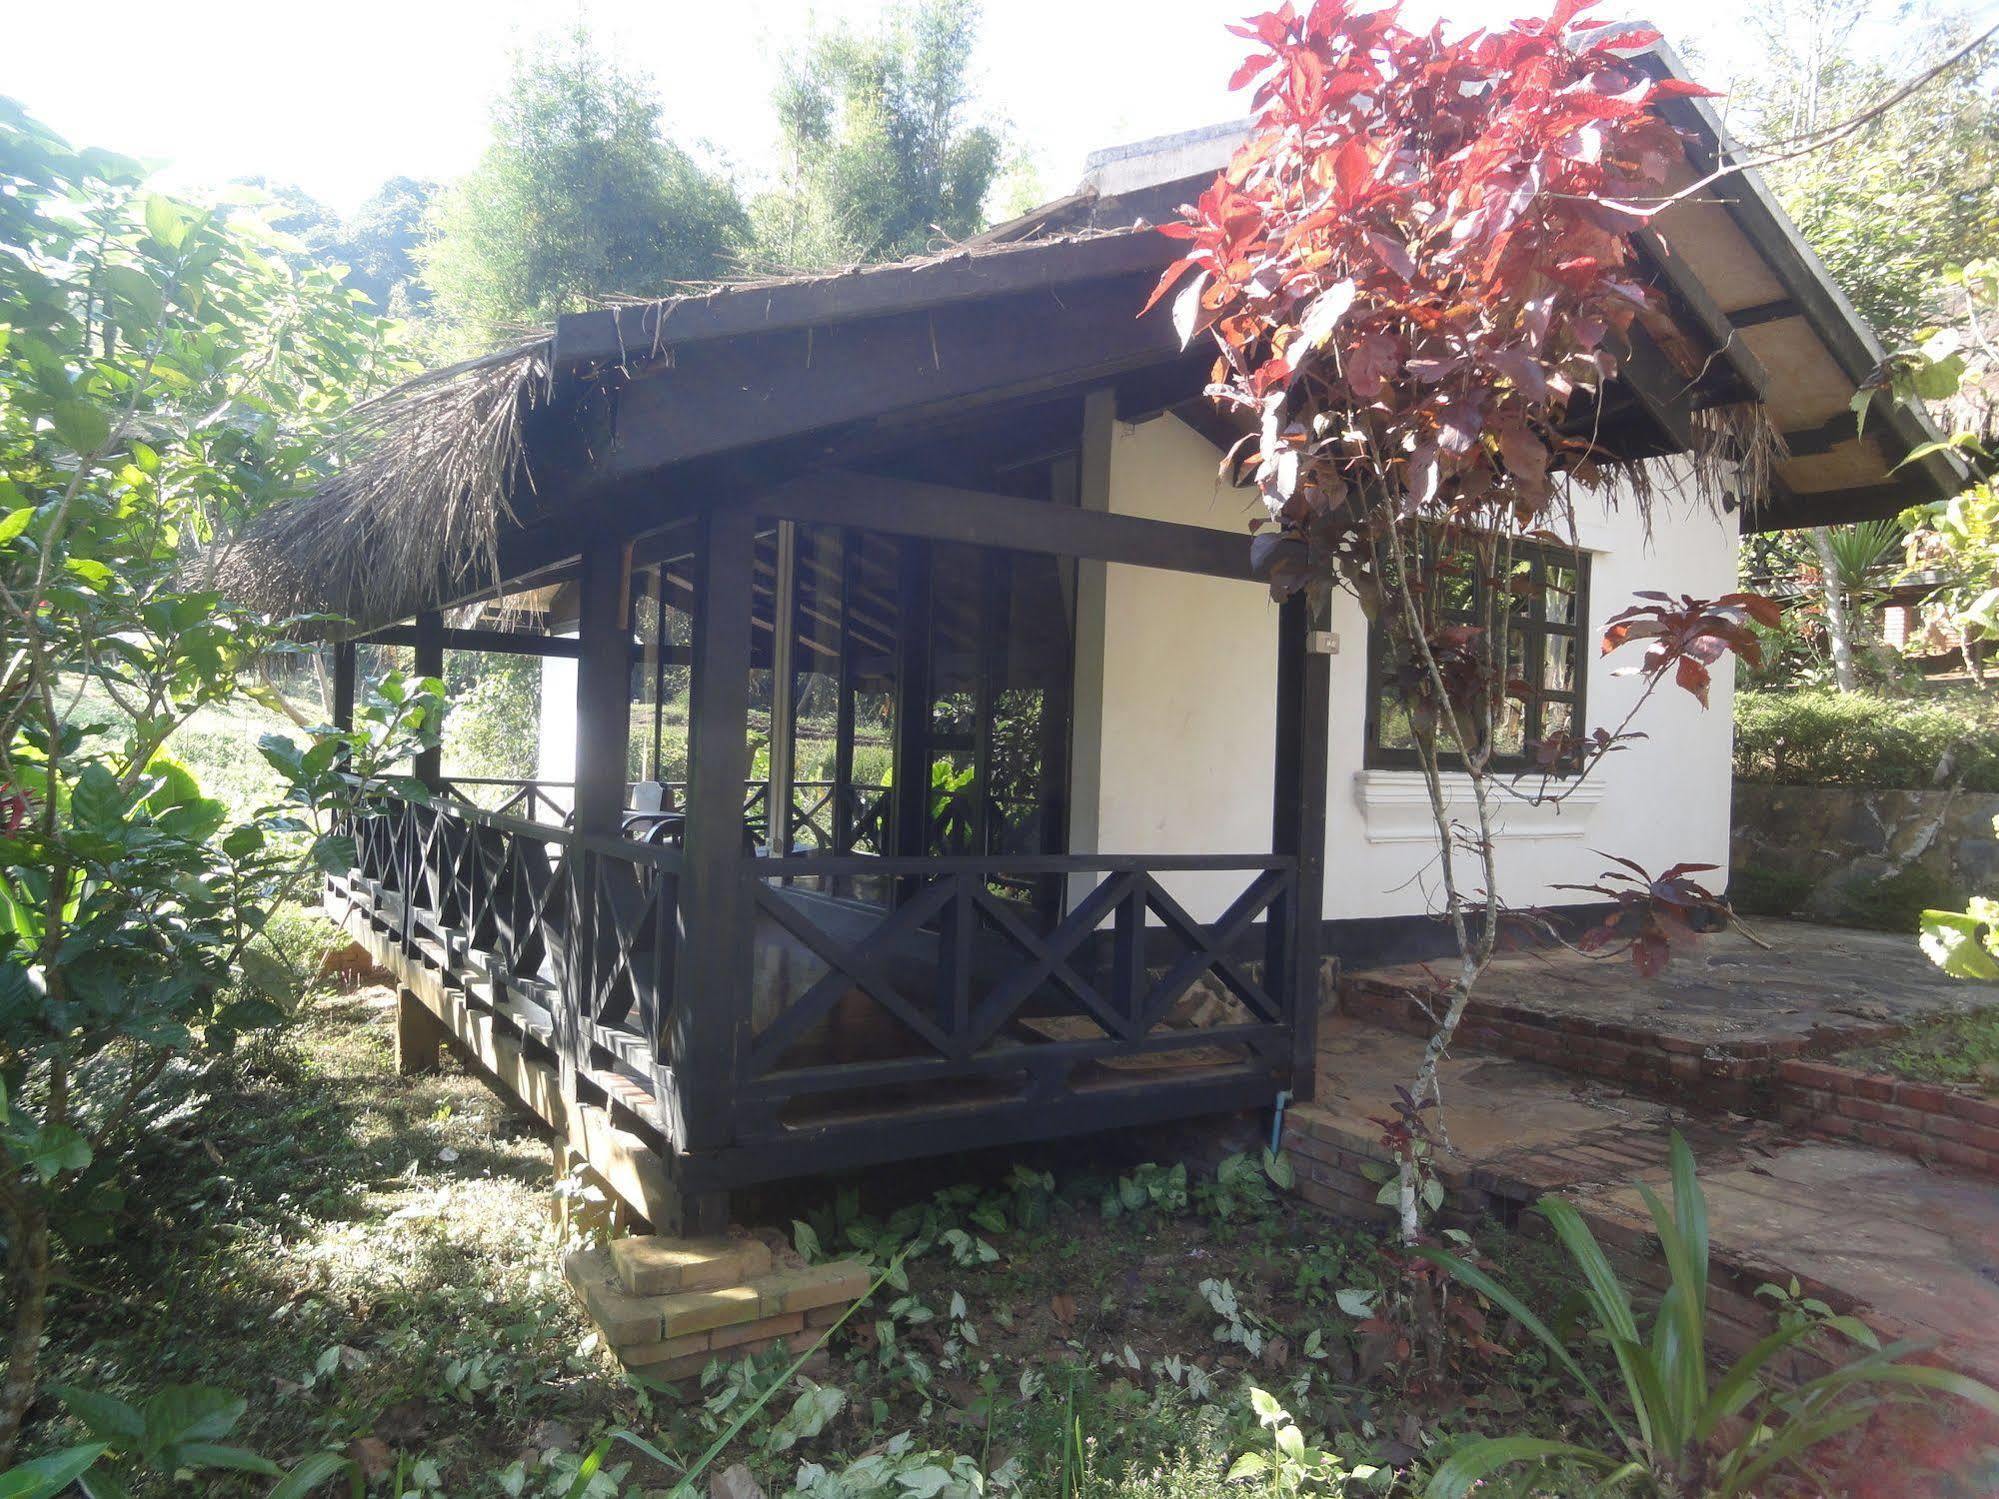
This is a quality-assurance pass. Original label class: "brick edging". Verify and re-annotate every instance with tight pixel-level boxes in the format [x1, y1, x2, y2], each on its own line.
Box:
[1342, 976, 1903, 1114]
[1774, 1059, 1999, 1177]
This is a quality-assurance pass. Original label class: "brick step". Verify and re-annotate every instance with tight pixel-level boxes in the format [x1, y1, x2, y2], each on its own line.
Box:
[565, 1241, 870, 1379]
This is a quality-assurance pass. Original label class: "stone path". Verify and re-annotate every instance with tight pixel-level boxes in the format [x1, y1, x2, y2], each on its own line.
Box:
[1352, 918, 1983, 1052]
[1287, 1018, 1999, 1391]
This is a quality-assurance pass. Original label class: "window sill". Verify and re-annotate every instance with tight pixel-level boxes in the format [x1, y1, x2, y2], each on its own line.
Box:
[1352, 769, 1607, 845]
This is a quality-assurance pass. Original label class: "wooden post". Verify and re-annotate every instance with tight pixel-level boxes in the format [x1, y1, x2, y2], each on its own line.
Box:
[1066, 389, 1115, 909]
[395, 988, 450, 1075]
[573, 539, 635, 839]
[891, 539, 933, 872]
[768, 520, 798, 855]
[1270, 591, 1331, 1102]
[412, 611, 444, 788]
[673, 506, 756, 1193]
[331, 640, 357, 732]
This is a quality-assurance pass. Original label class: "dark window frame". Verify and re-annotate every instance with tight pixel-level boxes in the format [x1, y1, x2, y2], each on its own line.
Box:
[1362, 534, 1592, 775]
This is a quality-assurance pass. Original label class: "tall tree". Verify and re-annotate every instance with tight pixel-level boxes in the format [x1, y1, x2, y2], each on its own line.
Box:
[1718, 1, 1999, 687]
[751, 0, 1003, 272]
[1731, 0, 1999, 343]
[336, 176, 438, 316]
[420, 27, 746, 349]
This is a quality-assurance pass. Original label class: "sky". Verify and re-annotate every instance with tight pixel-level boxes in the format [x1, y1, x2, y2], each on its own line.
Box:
[5, 0, 1759, 219]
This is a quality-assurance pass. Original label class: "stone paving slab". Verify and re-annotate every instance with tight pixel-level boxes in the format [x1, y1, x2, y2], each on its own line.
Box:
[1577, 1143, 1999, 1386]
[1353, 919, 1989, 1052]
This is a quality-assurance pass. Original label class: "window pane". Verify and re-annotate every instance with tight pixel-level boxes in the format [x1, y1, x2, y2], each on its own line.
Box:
[1542, 632, 1576, 693]
[1545, 564, 1580, 625]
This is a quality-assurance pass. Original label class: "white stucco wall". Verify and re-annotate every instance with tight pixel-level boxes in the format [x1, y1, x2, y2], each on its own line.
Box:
[538, 647, 578, 804]
[1080, 413, 1740, 926]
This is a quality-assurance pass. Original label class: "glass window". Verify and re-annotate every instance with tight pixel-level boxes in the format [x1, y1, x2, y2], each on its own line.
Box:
[1364, 535, 1590, 774]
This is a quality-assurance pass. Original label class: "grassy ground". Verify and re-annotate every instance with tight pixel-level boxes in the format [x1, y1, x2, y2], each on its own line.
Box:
[32, 952, 1616, 1498]
[1840, 1008, 1999, 1093]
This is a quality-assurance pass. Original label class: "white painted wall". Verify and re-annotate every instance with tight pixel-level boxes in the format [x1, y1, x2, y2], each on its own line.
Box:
[538, 645, 578, 812]
[1081, 413, 1740, 926]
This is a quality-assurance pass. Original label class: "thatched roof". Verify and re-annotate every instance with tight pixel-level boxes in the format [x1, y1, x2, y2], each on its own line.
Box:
[216, 228, 1162, 632]
[214, 340, 552, 629]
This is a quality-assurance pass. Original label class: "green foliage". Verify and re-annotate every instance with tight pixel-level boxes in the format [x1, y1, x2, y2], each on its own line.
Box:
[0, 94, 438, 1463]
[1733, 686, 1999, 789]
[420, 26, 746, 350]
[1101, 1161, 1189, 1220]
[1193, 1150, 1295, 1223]
[1226, 1387, 1378, 1495]
[1420, 1133, 1999, 1497]
[1744, 4, 1999, 343]
[444, 651, 541, 782]
[751, 0, 1003, 272]
[1849, 1003, 1999, 1088]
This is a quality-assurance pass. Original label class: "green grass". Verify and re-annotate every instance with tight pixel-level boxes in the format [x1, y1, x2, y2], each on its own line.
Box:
[1843, 1008, 1999, 1092]
[28, 971, 1623, 1496]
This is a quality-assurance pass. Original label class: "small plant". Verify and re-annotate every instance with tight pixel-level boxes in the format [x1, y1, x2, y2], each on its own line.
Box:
[1418, 1133, 1999, 1497]
[1226, 1387, 1377, 1495]
[1195, 1150, 1295, 1222]
[1101, 1162, 1189, 1219]
[22, 1384, 349, 1499]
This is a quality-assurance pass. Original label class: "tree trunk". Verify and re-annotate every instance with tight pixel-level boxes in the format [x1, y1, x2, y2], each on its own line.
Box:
[0, 1194, 51, 1469]
[1809, 527, 1860, 692]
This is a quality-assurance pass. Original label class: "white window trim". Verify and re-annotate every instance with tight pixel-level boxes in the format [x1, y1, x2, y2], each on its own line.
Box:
[1352, 769, 1607, 844]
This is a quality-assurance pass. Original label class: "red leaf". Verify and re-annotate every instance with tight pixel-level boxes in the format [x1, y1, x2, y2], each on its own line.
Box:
[1650, 77, 1725, 99]
[1334, 137, 1373, 203]
[1673, 653, 1710, 706]
[1139, 256, 1201, 318]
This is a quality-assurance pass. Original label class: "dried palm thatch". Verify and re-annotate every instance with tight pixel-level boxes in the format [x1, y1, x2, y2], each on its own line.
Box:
[213, 339, 554, 630]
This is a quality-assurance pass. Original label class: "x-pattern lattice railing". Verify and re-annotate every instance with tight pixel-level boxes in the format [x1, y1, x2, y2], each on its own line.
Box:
[345, 786, 683, 1128]
[738, 852, 1298, 1122]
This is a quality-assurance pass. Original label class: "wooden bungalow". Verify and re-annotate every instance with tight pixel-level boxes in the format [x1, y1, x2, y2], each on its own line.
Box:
[226, 43, 1959, 1231]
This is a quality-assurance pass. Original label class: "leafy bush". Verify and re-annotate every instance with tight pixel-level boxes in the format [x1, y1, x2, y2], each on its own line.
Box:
[1420, 1133, 1999, 1497]
[1733, 687, 1999, 791]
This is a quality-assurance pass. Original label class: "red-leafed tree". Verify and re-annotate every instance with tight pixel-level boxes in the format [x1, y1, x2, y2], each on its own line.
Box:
[1154, 0, 1777, 1245]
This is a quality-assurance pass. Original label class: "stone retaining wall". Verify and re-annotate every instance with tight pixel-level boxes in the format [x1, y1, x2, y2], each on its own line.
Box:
[1731, 782, 1999, 926]
[1774, 1059, 1999, 1176]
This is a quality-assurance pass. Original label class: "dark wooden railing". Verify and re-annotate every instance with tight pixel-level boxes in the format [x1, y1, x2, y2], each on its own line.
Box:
[347, 787, 682, 1126]
[342, 785, 1305, 1183]
[435, 776, 892, 855]
[730, 850, 1301, 1174]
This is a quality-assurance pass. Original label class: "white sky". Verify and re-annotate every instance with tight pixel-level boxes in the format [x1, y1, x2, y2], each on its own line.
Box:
[6, 0, 1761, 218]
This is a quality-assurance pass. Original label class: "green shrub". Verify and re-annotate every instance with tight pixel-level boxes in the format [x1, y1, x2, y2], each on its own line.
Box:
[1836, 864, 1961, 931]
[1727, 864, 1815, 918]
[1733, 687, 1999, 791]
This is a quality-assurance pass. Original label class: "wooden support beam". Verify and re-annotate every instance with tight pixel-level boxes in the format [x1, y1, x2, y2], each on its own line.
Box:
[591, 271, 1180, 494]
[365, 623, 595, 660]
[395, 987, 451, 1074]
[755, 468, 1258, 581]
[1614, 324, 1697, 454]
[891, 539, 933, 865]
[1632, 228, 1771, 404]
[1067, 389, 1116, 894]
[1726, 298, 1803, 328]
[572, 539, 634, 839]
[413, 611, 443, 788]
[332, 641, 357, 732]
[1776, 411, 1865, 458]
[1270, 591, 1331, 1102]
[673, 506, 758, 1163]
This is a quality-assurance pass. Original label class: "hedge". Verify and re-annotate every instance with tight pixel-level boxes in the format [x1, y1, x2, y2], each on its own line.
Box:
[1733, 687, 1999, 792]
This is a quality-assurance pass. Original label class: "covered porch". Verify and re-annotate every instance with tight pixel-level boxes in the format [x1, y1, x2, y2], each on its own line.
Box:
[326, 402, 1333, 1231]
